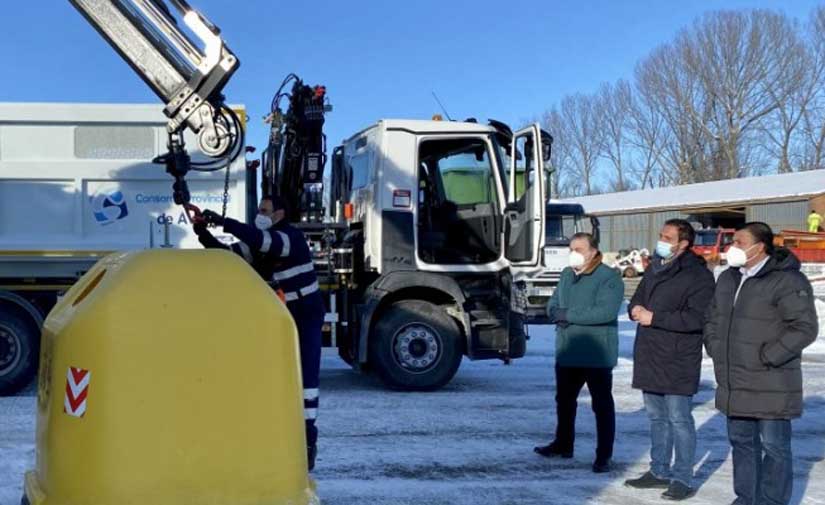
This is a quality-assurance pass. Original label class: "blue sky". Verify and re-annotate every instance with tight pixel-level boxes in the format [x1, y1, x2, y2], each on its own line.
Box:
[1, 1, 821, 169]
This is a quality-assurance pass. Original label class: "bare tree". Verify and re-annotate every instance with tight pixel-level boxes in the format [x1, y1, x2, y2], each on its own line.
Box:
[758, 19, 815, 172]
[636, 43, 714, 184]
[560, 93, 603, 195]
[801, 6, 825, 171]
[596, 80, 634, 191]
[541, 107, 573, 198]
[679, 10, 805, 178]
[539, 8, 822, 194]
[626, 80, 666, 189]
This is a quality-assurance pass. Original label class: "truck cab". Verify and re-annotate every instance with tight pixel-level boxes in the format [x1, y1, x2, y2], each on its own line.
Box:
[327, 119, 547, 389]
[692, 228, 735, 266]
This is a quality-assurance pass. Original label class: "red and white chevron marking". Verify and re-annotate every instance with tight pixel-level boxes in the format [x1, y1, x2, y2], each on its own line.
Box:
[64, 367, 90, 418]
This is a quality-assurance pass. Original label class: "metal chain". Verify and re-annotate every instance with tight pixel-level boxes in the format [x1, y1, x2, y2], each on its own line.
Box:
[221, 158, 231, 220]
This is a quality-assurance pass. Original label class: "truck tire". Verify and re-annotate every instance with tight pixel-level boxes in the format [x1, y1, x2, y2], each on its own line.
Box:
[0, 308, 39, 396]
[370, 300, 462, 391]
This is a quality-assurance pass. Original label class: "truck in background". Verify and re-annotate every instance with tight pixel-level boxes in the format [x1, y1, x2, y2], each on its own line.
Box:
[519, 202, 600, 324]
[692, 227, 735, 266]
[0, 103, 253, 395]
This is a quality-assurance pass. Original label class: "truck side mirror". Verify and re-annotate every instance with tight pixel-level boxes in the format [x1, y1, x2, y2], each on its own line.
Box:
[542, 143, 551, 162]
[590, 216, 601, 243]
[541, 131, 553, 162]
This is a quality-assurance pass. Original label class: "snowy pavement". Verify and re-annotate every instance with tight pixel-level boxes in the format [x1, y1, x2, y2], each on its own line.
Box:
[2, 308, 825, 505]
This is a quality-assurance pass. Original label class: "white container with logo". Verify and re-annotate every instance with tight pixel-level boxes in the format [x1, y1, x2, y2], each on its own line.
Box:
[0, 102, 249, 252]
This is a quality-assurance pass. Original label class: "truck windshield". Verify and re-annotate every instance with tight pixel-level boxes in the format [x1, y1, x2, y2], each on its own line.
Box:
[545, 216, 584, 244]
[695, 231, 719, 246]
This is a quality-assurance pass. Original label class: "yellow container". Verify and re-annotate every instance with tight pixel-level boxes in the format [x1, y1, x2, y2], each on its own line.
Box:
[24, 249, 318, 505]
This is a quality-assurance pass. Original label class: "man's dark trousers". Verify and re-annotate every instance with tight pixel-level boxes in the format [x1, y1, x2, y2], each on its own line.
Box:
[554, 364, 615, 462]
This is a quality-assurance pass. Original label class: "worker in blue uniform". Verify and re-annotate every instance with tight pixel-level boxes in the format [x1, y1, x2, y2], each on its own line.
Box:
[193, 196, 324, 471]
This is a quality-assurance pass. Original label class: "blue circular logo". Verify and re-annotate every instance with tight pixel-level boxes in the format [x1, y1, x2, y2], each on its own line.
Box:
[91, 190, 129, 225]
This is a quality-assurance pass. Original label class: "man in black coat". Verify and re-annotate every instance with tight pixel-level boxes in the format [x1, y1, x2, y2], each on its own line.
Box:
[705, 222, 818, 505]
[624, 219, 716, 501]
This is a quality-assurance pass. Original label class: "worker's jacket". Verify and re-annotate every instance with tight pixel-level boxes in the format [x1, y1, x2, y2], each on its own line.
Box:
[198, 218, 321, 306]
[808, 213, 822, 232]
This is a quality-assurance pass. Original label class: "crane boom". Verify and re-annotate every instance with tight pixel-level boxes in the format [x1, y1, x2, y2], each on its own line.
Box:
[69, 0, 242, 205]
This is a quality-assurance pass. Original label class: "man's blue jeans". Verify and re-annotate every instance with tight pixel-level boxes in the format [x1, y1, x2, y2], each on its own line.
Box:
[727, 417, 793, 505]
[644, 392, 696, 486]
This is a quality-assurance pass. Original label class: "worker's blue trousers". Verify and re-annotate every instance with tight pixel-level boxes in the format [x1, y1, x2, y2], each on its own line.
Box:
[287, 291, 324, 447]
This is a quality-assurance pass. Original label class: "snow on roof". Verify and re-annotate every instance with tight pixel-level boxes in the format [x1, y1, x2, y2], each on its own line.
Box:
[560, 170, 825, 215]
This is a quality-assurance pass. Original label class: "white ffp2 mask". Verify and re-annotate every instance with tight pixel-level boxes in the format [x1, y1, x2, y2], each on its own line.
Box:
[726, 244, 757, 268]
[255, 214, 273, 230]
[568, 251, 586, 269]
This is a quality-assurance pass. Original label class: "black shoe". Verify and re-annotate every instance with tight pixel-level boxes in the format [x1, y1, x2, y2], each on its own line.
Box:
[533, 442, 573, 459]
[307, 444, 317, 471]
[592, 459, 611, 473]
[661, 481, 696, 501]
[624, 471, 671, 489]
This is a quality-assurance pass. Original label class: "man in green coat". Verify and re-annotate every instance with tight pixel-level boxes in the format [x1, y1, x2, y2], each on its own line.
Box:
[534, 233, 624, 473]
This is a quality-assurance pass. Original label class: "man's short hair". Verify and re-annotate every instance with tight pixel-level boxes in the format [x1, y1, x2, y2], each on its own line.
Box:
[664, 219, 695, 248]
[571, 232, 599, 250]
[740, 221, 775, 255]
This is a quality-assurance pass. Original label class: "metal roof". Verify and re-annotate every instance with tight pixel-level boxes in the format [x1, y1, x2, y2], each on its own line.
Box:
[561, 170, 825, 215]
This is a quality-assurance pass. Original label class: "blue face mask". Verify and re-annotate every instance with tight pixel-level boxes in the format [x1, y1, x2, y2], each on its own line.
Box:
[655, 240, 675, 259]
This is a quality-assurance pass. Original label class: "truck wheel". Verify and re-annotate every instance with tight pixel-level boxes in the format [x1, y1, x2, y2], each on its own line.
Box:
[0, 309, 39, 396]
[370, 300, 462, 391]
[337, 346, 356, 367]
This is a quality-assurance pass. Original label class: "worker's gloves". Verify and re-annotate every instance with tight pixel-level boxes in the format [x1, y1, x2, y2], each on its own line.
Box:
[201, 210, 225, 227]
[548, 307, 570, 328]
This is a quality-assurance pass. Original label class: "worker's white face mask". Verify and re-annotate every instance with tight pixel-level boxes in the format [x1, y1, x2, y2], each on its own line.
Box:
[726, 244, 758, 268]
[255, 214, 273, 230]
[568, 251, 587, 270]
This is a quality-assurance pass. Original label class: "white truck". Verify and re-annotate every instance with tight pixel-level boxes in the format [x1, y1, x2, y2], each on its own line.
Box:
[0, 104, 550, 394]
[317, 118, 549, 390]
[0, 102, 253, 394]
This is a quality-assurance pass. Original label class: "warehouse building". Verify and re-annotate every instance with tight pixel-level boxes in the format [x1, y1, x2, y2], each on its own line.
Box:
[561, 170, 825, 253]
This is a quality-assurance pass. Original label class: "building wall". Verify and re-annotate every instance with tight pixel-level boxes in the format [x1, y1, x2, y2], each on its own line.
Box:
[594, 197, 822, 253]
[598, 210, 688, 252]
[810, 194, 825, 217]
[599, 213, 647, 252]
[747, 199, 810, 233]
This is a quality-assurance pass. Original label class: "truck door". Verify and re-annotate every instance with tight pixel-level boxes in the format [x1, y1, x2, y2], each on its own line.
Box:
[503, 124, 546, 267]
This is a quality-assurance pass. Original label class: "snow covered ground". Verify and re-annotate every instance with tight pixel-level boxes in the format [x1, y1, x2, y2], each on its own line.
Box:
[2, 304, 824, 505]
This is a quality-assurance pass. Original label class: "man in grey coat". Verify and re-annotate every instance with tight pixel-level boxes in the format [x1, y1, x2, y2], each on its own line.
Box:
[705, 222, 819, 505]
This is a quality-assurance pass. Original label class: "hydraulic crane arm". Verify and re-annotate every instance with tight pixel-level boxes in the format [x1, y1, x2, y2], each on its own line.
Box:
[263, 75, 331, 222]
[69, 0, 242, 204]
